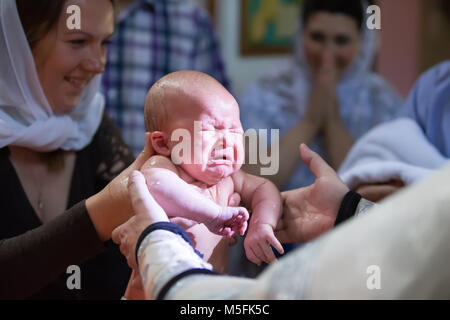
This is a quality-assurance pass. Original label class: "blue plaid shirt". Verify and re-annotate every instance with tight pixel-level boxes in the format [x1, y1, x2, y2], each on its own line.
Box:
[101, 0, 230, 155]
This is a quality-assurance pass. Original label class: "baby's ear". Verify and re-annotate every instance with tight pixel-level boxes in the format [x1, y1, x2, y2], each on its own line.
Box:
[151, 131, 171, 156]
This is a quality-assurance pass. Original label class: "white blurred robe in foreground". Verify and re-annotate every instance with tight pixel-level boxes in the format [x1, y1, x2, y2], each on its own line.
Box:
[137, 163, 450, 299]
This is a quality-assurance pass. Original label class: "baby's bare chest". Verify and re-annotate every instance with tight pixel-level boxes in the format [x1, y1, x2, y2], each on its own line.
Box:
[190, 178, 235, 206]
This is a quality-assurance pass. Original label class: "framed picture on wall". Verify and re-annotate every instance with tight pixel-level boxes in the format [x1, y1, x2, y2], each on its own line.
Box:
[241, 0, 303, 55]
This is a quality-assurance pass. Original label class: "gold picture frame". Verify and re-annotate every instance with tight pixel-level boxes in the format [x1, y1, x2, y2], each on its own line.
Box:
[241, 0, 303, 55]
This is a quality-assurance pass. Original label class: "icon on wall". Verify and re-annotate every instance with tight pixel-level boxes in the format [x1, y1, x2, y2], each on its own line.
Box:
[241, 0, 303, 55]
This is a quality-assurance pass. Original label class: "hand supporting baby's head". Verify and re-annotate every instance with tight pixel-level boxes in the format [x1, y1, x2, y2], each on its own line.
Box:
[144, 71, 245, 185]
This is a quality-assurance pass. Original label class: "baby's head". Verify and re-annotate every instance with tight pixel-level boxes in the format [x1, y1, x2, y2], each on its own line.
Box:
[145, 71, 244, 185]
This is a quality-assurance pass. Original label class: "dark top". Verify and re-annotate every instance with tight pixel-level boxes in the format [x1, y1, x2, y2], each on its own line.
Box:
[0, 113, 134, 300]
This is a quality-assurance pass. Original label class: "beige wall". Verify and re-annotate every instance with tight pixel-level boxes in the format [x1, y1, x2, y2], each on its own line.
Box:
[367, 0, 449, 98]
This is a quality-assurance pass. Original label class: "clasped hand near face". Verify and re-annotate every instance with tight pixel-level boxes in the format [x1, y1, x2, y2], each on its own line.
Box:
[303, 50, 340, 131]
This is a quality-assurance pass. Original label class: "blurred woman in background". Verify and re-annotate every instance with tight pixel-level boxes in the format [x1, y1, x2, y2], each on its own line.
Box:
[240, 0, 403, 191]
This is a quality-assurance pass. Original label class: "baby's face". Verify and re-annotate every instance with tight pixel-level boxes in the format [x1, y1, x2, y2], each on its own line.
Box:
[164, 93, 244, 185]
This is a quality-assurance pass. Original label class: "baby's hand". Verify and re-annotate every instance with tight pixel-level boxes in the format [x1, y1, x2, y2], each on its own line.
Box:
[203, 206, 249, 238]
[244, 224, 284, 265]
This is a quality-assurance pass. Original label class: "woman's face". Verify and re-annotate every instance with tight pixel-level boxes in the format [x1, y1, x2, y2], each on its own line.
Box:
[32, 0, 114, 114]
[302, 12, 361, 77]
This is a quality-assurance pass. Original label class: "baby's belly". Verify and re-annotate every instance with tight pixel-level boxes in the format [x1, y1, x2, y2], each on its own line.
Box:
[184, 223, 230, 274]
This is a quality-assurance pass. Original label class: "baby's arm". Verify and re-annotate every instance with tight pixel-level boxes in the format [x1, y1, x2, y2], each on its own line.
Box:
[141, 156, 248, 237]
[232, 170, 284, 265]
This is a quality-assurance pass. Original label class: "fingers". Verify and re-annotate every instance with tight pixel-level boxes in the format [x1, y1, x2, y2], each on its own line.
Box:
[245, 245, 262, 266]
[128, 171, 155, 215]
[111, 217, 139, 269]
[221, 226, 234, 238]
[111, 224, 122, 245]
[245, 236, 283, 265]
[239, 220, 248, 236]
[267, 234, 284, 255]
[235, 208, 249, 236]
[221, 214, 248, 238]
[299, 144, 336, 179]
[123, 270, 146, 300]
[258, 241, 277, 264]
[128, 133, 155, 172]
[355, 184, 401, 202]
[219, 206, 249, 237]
[257, 233, 284, 264]
[320, 49, 335, 70]
[239, 207, 250, 221]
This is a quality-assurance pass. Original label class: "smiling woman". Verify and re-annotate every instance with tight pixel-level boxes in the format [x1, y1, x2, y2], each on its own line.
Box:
[0, 0, 150, 300]
[18, 0, 114, 114]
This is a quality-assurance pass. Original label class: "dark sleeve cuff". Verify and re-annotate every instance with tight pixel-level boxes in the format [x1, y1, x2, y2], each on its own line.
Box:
[135, 221, 203, 268]
[334, 191, 362, 227]
[157, 268, 217, 300]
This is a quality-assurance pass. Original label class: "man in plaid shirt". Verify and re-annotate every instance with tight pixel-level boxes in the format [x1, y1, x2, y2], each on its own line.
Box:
[102, 0, 230, 156]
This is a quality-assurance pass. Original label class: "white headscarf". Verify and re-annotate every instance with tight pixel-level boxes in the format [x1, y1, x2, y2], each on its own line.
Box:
[0, 0, 104, 152]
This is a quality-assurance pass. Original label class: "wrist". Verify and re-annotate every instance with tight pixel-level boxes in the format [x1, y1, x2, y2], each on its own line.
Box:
[86, 191, 111, 242]
[86, 186, 133, 242]
[248, 221, 275, 232]
[199, 204, 222, 226]
[334, 191, 362, 227]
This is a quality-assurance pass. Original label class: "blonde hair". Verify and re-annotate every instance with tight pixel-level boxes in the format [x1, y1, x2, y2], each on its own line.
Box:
[144, 81, 168, 132]
[144, 70, 230, 132]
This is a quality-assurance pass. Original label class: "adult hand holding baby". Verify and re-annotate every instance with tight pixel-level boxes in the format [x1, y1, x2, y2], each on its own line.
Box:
[86, 133, 155, 241]
[112, 168, 246, 299]
[112, 169, 170, 300]
[112, 170, 169, 270]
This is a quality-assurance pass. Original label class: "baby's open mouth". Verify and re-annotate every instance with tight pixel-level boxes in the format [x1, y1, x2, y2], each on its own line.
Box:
[209, 149, 233, 164]
[212, 155, 228, 160]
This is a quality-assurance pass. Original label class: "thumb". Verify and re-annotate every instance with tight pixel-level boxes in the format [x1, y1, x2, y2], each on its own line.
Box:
[128, 171, 169, 223]
[268, 234, 284, 255]
[111, 223, 125, 245]
[299, 144, 336, 179]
